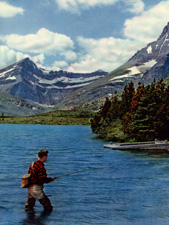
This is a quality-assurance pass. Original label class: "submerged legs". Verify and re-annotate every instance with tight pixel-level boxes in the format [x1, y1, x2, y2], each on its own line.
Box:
[25, 196, 53, 212]
[39, 196, 53, 212]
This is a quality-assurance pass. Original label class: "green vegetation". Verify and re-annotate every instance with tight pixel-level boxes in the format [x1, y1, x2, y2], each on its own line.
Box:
[0, 109, 94, 125]
[91, 79, 169, 142]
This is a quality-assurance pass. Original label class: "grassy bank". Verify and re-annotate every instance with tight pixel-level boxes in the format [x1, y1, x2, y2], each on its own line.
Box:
[0, 109, 94, 125]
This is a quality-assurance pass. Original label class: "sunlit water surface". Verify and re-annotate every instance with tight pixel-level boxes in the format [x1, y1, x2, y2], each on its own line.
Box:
[1, 124, 169, 225]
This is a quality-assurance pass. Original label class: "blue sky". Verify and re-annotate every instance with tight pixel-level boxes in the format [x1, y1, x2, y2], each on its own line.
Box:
[0, 0, 168, 73]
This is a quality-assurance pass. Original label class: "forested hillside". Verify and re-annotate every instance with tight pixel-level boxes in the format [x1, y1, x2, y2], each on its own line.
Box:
[91, 79, 169, 142]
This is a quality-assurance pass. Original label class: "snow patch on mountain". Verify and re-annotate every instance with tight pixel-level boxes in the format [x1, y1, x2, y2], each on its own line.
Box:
[0, 69, 14, 77]
[6, 76, 16, 80]
[0, 66, 18, 78]
[37, 75, 104, 85]
[110, 79, 124, 83]
[147, 45, 152, 54]
[38, 82, 92, 89]
[110, 66, 141, 83]
[141, 60, 157, 68]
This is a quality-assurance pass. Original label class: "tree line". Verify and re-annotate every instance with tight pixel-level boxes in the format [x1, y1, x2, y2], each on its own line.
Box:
[91, 79, 169, 142]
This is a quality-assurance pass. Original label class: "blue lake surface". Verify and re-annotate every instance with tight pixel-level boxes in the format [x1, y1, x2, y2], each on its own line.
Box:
[1, 124, 169, 224]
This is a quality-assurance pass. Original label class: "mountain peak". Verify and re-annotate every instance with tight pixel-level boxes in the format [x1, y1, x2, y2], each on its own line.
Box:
[158, 22, 169, 40]
[16, 57, 31, 64]
[17, 57, 39, 72]
[22, 57, 30, 61]
[18, 57, 35, 65]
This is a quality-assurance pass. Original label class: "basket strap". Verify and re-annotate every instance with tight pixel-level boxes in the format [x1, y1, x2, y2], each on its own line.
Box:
[30, 162, 35, 174]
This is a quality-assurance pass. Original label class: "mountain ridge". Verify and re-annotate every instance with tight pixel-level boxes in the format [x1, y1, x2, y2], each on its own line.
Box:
[0, 58, 107, 106]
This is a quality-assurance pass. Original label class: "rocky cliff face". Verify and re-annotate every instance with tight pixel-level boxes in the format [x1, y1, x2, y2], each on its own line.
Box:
[127, 22, 169, 66]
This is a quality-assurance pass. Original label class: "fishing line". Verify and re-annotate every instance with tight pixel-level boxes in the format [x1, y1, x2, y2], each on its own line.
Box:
[19, 166, 116, 180]
[55, 166, 115, 179]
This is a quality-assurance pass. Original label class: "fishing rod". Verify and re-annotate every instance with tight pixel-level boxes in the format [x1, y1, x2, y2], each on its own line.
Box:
[55, 166, 115, 179]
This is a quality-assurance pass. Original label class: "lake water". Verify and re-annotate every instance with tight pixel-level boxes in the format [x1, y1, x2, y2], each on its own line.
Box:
[1, 124, 169, 225]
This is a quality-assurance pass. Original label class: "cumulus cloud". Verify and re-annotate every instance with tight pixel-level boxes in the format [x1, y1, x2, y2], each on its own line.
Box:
[124, 0, 144, 14]
[52, 61, 69, 70]
[65, 36, 144, 72]
[61, 50, 78, 62]
[124, 1, 169, 43]
[0, 28, 74, 55]
[56, 0, 117, 13]
[0, 45, 44, 69]
[0, 28, 78, 70]
[55, 0, 144, 14]
[31, 54, 45, 65]
[0, 1, 24, 18]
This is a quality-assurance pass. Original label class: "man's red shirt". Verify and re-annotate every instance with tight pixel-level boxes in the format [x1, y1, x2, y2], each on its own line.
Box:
[28, 160, 52, 185]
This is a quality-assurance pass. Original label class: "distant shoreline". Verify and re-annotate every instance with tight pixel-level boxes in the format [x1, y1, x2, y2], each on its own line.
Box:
[0, 109, 93, 126]
[0, 116, 91, 126]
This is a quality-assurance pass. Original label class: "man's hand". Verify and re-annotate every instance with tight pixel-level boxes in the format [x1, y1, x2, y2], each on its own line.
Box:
[51, 177, 56, 181]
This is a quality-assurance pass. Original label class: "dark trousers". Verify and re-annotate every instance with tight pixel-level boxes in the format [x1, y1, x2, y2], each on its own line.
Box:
[25, 196, 53, 212]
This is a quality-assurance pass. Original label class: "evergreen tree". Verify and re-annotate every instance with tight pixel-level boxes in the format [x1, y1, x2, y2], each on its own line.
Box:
[153, 81, 169, 139]
[109, 92, 121, 120]
[132, 81, 160, 141]
[122, 82, 144, 134]
[120, 81, 135, 118]
[154, 103, 169, 140]
[100, 97, 111, 118]
[91, 97, 111, 135]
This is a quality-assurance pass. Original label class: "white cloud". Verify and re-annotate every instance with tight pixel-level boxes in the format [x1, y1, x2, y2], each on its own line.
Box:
[0, 28, 78, 70]
[56, 0, 117, 13]
[32, 54, 45, 65]
[0, 45, 44, 69]
[52, 61, 69, 70]
[124, 1, 169, 43]
[0, 1, 24, 18]
[0, 28, 74, 55]
[55, 0, 144, 14]
[65, 36, 144, 72]
[61, 50, 77, 62]
[124, 0, 144, 14]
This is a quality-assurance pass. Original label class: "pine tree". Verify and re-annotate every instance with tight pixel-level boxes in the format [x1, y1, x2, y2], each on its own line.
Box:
[91, 97, 111, 136]
[132, 81, 159, 141]
[122, 82, 144, 134]
[109, 92, 121, 120]
[120, 81, 135, 118]
[153, 81, 169, 139]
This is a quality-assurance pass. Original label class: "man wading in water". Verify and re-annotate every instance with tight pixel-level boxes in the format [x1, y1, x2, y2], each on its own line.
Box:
[25, 149, 56, 212]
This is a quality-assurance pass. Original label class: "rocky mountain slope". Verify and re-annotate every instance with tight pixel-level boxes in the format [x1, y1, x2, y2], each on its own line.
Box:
[0, 91, 47, 116]
[125, 22, 169, 84]
[0, 58, 107, 105]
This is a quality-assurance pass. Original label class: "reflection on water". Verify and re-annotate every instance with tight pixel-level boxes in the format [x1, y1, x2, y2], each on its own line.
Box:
[1, 124, 169, 225]
[21, 211, 52, 225]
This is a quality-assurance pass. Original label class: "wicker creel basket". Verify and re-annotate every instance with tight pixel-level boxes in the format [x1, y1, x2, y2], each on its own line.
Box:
[21, 174, 31, 188]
